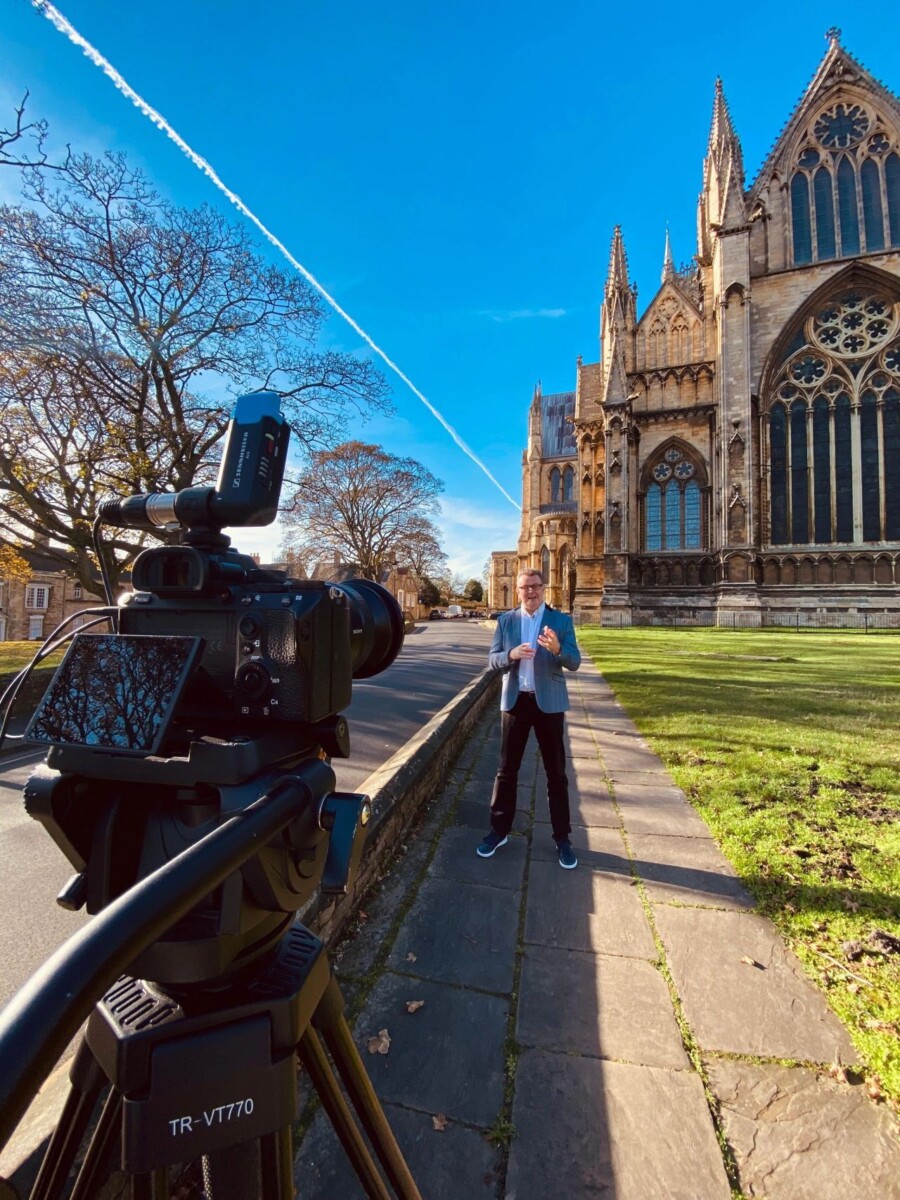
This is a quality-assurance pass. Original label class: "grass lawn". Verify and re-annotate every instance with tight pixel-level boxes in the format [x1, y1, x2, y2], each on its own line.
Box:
[578, 627, 900, 1110]
[0, 642, 63, 677]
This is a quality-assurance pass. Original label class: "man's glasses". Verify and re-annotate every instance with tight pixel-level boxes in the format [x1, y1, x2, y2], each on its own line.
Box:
[518, 583, 543, 591]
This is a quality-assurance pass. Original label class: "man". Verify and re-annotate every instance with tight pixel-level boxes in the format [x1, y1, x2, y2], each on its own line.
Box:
[477, 568, 581, 869]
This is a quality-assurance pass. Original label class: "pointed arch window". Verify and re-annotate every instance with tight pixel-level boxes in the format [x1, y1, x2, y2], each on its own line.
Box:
[641, 447, 707, 551]
[767, 288, 900, 546]
[814, 168, 836, 260]
[562, 465, 574, 502]
[549, 467, 561, 502]
[837, 157, 860, 254]
[789, 106, 900, 264]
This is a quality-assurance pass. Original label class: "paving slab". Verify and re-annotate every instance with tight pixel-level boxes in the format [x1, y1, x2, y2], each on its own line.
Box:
[615, 790, 716, 837]
[450, 722, 497, 774]
[524, 858, 657, 958]
[429, 825, 527, 890]
[517, 943, 688, 1068]
[352, 972, 508, 1126]
[706, 1059, 900, 1199]
[628, 830, 756, 909]
[387, 874, 521, 993]
[611, 778, 692, 805]
[599, 742, 672, 775]
[604, 766, 683, 785]
[506, 1050, 732, 1200]
[655, 905, 859, 1062]
[294, 1098, 502, 1199]
[531, 821, 631, 877]
[568, 791, 620, 827]
[565, 728, 602, 758]
[567, 752, 609, 784]
[454, 796, 532, 834]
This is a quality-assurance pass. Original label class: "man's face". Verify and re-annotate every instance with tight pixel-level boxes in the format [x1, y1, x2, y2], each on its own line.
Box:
[517, 575, 544, 614]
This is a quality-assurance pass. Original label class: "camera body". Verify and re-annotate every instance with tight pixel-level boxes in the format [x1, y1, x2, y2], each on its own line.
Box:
[119, 575, 354, 726]
[96, 392, 404, 735]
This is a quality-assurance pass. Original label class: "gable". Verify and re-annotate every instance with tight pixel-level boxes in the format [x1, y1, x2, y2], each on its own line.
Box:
[750, 42, 900, 200]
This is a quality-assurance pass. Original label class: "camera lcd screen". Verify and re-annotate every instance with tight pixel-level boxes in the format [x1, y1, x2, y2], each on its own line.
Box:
[26, 634, 203, 755]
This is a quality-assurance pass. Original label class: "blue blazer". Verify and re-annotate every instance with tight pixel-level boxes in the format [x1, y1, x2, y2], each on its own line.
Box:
[489, 605, 581, 713]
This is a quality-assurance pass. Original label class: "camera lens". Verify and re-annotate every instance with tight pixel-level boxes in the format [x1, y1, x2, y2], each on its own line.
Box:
[332, 579, 405, 679]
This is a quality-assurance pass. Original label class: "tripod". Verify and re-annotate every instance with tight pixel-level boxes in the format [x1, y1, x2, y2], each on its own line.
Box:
[0, 749, 422, 1200]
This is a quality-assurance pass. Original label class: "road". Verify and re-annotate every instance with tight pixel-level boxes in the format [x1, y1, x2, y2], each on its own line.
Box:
[0, 619, 493, 1011]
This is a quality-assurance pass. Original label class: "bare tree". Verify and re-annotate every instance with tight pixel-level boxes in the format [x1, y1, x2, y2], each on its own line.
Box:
[280, 441, 445, 582]
[0, 93, 62, 170]
[0, 131, 391, 593]
[401, 516, 448, 579]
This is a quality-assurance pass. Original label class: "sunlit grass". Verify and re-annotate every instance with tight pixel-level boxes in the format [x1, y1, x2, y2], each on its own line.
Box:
[578, 627, 900, 1108]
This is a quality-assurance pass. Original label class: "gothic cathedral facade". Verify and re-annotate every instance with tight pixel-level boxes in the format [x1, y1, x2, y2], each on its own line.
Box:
[490, 34, 900, 623]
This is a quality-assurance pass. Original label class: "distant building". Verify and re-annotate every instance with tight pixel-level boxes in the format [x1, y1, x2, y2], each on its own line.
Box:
[0, 549, 98, 641]
[488, 551, 518, 612]
[491, 33, 900, 622]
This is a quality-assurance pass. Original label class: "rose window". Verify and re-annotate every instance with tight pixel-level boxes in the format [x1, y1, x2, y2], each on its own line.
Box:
[813, 103, 870, 149]
[810, 292, 898, 358]
[790, 355, 828, 386]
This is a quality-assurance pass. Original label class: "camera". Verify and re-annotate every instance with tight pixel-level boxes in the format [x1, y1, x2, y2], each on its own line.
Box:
[22, 391, 405, 971]
[92, 392, 404, 735]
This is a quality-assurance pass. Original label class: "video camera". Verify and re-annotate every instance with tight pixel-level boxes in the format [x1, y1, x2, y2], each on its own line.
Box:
[22, 392, 405, 985]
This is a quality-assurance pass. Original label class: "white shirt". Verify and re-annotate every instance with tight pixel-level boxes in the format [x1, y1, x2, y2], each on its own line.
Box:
[518, 601, 545, 692]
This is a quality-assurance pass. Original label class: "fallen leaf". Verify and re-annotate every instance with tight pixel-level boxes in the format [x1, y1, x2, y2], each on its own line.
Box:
[357, 910, 369, 923]
[406, 1000, 425, 1013]
[432, 1113, 448, 1132]
[367, 1029, 391, 1055]
[406, 952, 417, 963]
[867, 1077, 885, 1102]
[739, 955, 763, 969]
[842, 897, 861, 913]
[828, 1054, 848, 1084]
[841, 940, 865, 962]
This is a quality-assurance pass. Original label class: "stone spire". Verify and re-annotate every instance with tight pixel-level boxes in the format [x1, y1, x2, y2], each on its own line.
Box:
[600, 227, 634, 404]
[698, 78, 747, 259]
[662, 225, 675, 283]
[605, 225, 629, 298]
[527, 380, 543, 448]
[601, 226, 636, 343]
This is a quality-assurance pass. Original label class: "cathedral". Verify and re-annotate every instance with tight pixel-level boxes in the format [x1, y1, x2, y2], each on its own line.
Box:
[489, 32, 900, 624]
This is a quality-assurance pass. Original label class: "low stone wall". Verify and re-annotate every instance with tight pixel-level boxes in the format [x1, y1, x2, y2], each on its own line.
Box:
[306, 666, 500, 943]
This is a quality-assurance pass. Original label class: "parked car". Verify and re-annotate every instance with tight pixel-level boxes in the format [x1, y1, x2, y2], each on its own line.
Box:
[429, 609, 444, 620]
[488, 612, 503, 620]
[447, 605, 463, 618]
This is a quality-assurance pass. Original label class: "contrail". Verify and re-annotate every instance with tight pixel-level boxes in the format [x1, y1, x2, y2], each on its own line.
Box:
[34, 1, 521, 512]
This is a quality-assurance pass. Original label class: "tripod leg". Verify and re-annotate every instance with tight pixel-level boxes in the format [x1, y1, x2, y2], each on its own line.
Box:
[68, 1088, 121, 1200]
[297, 1028, 392, 1200]
[259, 1127, 296, 1200]
[130, 1170, 169, 1199]
[30, 1039, 107, 1200]
[314, 981, 422, 1200]
[202, 1141, 262, 1199]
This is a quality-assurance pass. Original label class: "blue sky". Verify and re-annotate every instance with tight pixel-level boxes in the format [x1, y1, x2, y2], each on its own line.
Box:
[1, 2, 896, 579]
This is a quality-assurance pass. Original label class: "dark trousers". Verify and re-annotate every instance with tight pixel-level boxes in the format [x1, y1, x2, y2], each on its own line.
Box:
[490, 692, 571, 842]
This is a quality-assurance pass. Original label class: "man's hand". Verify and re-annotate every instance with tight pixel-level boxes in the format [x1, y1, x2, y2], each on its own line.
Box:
[537, 626, 560, 655]
[509, 643, 535, 661]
